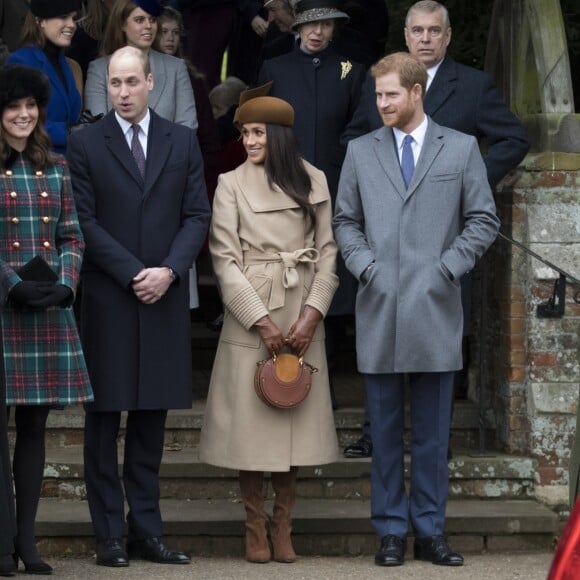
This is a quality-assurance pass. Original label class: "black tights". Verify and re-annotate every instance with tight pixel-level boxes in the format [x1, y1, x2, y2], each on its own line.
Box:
[8, 406, 50, 563]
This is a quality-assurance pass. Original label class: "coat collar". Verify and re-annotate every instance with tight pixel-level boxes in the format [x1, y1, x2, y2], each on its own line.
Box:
[21, 46, 76, 109]
[148, 49, 167, 112]
[424, 55, 457, 117]
[373, 118, 445, 201]
[234, 159, 329, 213]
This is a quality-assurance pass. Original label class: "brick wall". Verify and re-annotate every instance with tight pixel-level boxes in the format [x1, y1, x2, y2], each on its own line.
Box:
[490, 153, 580, 508]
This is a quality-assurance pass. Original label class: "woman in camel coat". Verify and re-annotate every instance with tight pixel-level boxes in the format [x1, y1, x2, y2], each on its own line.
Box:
[199, 90, 338, 564]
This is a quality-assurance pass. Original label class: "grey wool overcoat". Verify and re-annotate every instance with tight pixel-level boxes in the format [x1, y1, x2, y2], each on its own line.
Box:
[199, 160, 339, 471]
[333, 119, 500, 374]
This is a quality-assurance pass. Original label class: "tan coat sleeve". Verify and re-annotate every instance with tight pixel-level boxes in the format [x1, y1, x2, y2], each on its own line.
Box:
[304, 172, 339, 317]
[209, 173, 269, 330]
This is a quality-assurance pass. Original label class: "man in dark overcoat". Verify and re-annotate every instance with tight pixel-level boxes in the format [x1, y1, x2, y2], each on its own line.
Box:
[342, 0, 530, 459]
[67, 46, 210, 567]
[334, 52, 499, 567]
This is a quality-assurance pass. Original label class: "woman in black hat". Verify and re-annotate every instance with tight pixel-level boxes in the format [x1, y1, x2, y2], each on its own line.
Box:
[6, 0, 83, 154]
[0, 64, 93, 575]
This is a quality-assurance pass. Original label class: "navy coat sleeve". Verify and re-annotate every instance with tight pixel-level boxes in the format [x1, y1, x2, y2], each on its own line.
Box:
[67, 130, 145, 288]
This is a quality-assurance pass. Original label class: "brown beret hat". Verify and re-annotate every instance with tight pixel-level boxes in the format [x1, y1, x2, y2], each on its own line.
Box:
[234, 96, 294, 128]
[234, 82, 294, 128]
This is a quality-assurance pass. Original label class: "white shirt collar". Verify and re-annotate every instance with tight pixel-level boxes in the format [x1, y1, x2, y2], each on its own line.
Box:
[392, 114, 429, 153]
[115, 109, 151, 138]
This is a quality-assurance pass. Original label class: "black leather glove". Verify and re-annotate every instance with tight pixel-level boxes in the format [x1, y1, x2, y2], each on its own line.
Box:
[9, 281, 54, 305]
[27, 285, 73, 308]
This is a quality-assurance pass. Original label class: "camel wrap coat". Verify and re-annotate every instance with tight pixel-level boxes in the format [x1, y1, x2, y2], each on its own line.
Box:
[199, 159, 339, 471]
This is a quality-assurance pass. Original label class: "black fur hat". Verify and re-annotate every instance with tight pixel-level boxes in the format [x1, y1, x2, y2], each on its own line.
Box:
[0, 65, 51, 114]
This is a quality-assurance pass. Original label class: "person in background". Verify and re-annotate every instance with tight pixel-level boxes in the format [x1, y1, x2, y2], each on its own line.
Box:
[342, 0, 529, 459]
[334, 51, 500, 568]
[67, 0, 116, 81]
[67, 46, 210, 568]
[0, 0, 29, 53]
[227, 0, 268, 85]
[199, 86, 338, 564]
[7, 0, 83, 154]
[175, 0, 237, 90]
[153, 5, 219, 189]
[84, 0, 198, 131]
[0, 64, 93, 575]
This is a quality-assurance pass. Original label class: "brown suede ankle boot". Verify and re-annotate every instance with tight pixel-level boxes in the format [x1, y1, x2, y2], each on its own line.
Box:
[270, 467, 298, 563]
[239, 470, 271, 563]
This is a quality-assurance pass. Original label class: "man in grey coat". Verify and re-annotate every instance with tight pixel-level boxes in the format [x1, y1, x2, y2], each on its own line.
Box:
[333, 52, 499, 567]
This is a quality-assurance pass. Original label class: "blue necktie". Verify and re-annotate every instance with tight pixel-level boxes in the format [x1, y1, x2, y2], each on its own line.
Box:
[131, 124, 146, 178]
[401, 134, 414, 189]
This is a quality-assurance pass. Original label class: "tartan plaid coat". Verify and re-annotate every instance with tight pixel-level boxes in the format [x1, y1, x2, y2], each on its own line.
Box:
[0, 153, 93, 406]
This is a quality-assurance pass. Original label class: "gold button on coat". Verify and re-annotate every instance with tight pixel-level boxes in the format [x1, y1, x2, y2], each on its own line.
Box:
[43, 241, 50, 248]
[10, 192, 17, 198]
[11, 217, 19, 224]
[42, 217, 50, 223]
[40, 192, 48, 198]
[12, 242, 20, 249]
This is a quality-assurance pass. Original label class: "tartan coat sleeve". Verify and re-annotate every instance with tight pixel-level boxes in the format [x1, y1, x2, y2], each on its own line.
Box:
[54, 159, 85, 298]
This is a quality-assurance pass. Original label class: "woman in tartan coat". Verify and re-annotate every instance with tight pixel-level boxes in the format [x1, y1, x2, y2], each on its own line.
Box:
[0, 64, 92, 575]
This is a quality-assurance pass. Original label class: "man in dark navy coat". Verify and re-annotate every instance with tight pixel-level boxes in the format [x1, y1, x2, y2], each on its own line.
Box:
[67, 46, 210, 567]
[342, 0, 529, 459]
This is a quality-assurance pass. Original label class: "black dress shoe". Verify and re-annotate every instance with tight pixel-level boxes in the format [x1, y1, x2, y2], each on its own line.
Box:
[374, 535, 405, 567]
[96, 539, 129, 567]
[343, 436, 372, 458]
[414, 535, 464, 566]
[127, 537, 190, 564]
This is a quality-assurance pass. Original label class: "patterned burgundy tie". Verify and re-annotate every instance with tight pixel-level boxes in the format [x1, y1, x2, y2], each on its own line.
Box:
[131, 124, 146, 178]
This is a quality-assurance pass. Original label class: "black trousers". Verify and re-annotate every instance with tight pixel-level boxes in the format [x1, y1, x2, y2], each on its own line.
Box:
[84, 409, 168, 541]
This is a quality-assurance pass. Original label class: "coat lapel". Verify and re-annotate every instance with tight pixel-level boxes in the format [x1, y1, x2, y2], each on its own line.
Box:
[148, 50, 165, 112]
[143, 112, 171, 199]
[373, 127, 407, 199]
[404, 119, 445, 200]
[103, 112, 143, 187]
[424, 56, 456, 117]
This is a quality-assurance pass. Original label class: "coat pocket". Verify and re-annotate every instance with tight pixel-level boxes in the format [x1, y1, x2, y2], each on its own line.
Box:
[430, 172, 460, 182]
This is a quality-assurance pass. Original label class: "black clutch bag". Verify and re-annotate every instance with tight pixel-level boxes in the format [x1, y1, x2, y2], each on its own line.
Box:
[17, 256, 58, 282]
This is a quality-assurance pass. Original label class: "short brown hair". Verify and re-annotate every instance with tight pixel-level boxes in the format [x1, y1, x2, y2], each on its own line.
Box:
[371, 52, 427, 96]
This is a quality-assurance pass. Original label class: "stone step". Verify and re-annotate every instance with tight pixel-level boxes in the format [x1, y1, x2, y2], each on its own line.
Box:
[34, 498, 559, 557]
[40, 445, 535, 501]
[10, 398, 494, 450]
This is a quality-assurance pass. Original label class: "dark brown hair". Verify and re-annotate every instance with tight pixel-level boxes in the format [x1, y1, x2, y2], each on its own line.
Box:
[264, 124, 315, 225]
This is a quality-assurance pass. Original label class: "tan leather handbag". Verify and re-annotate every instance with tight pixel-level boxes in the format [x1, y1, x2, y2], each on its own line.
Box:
[254, 353, 318, 409]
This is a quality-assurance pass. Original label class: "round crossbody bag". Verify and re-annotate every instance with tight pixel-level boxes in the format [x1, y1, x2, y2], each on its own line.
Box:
[254, 353, 318, 409]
